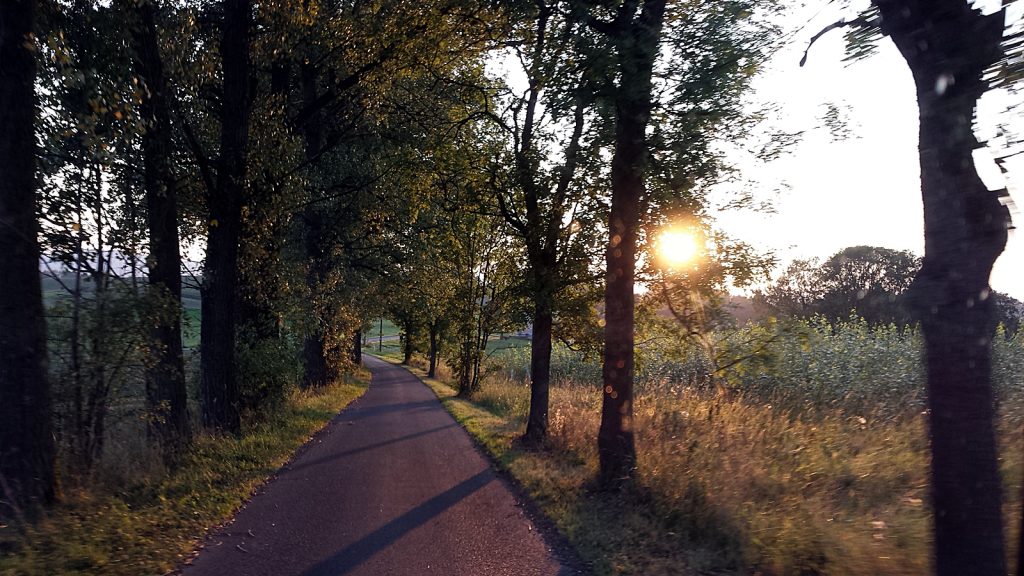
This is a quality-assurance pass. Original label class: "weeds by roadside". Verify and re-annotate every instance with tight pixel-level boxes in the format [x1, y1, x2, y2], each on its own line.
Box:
[406, 318, 1023, 575]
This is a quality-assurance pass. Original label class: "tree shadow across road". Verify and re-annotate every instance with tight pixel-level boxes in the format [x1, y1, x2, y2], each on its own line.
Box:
[341, 399, 441, 422]
[282, 422, 458, 475]
[297, 469, 494, 576]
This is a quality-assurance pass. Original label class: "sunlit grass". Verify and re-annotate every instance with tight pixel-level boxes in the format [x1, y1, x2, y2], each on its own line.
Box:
[0, 374, 369, 576]
[413, 340, 1023, 575]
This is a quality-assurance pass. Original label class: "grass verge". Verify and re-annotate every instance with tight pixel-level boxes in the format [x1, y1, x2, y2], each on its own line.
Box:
[399, 355, 1021, 576]
[0, 373, 368, 576]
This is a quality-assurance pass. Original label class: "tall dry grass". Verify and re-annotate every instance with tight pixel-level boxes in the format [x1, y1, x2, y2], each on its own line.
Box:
[456, 318, 1024, 575]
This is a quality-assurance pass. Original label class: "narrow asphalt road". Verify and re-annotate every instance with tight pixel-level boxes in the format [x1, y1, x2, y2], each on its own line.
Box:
[179, 355, 571, 576]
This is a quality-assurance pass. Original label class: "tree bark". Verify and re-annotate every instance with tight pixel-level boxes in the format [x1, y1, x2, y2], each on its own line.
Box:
[351, 328, 362, 366]
[523, 267, 554, 445]
[597, 0, 665, 486]
[428, 322, 439, 378]
[875, 1, 1009, 573]
[300, 60, 331, 389]
[201, 0, 253, 432]
[402, 318, 414, 365]
[0, 0, 57, 515]
[128, 0, 191, 463]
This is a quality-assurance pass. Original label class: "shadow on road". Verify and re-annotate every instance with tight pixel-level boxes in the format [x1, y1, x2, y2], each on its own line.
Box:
[298, 469, 495, 576]
[342, 399, 440, 422]
[284, 422, 458, 475]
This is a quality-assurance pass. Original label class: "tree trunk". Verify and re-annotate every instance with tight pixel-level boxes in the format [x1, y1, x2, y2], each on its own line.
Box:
[201, 0, 253, 432]
[300, 60, 331, 389]
[876, 1, 1009, 573]
[597, 0, 665, 486]
[351, 328, 362, 366]
[428, 322, 439, 378]
[402, 319, 414, 365]
[0, 0, 57, 515]
[86, 161, 107, 472]
[128, 0, 190, 463]
[523, 267, 554, 445]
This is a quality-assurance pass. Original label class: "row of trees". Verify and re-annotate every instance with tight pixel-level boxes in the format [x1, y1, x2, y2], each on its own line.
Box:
[1, 0, 505, 512]
[1, 0, 1020, 573]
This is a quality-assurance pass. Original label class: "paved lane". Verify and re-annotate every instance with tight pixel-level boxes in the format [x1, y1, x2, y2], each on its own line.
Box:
[179, 355, 571, 576]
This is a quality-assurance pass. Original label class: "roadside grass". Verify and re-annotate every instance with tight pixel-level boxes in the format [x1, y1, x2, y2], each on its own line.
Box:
[0, 373, 369, 576]
[365, 338, 403, 360]
[406, 353, 1022, 575]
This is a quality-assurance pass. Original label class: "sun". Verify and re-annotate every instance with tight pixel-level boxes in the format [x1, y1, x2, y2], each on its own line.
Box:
[658, 228, 701, 268]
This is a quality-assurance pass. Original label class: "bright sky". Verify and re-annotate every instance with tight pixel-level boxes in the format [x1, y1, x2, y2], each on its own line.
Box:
[710, 1, 1023, 300]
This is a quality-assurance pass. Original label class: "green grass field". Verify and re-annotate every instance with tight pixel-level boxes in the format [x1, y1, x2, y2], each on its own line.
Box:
[182, 307, 201, 349]
[364, 334, 530, 363]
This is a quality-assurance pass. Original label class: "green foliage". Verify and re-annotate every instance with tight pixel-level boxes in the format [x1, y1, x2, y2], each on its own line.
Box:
[235, 332, 303, 418]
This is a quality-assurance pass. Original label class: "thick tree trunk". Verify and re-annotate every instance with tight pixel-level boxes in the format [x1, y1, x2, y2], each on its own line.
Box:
[201, 0, 253, 432]
[597, 0, 665, 486]
[129, 0, 190, 462]
[0, 0, 57, 515]
[523, 267, 554, 445]
[300, 61, 331, 388]
[876, 2, 1009, 573]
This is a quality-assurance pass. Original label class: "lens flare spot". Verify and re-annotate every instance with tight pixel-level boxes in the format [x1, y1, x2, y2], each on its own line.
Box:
[658, 228, 700, 267]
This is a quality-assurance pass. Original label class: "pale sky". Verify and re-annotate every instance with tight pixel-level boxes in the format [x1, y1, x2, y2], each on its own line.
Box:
[710, 1, 1024, 300]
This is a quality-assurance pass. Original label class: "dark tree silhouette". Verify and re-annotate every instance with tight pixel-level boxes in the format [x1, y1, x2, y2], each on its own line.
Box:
[0, 0, 57, 515]
[126, 0, 191, 462]
[587, 0, 667, 484]
[874, 1, 1011, 573]
[492, 2, 592, 446]
[201, 0, 254, 432]
[759, 246, 920, 326]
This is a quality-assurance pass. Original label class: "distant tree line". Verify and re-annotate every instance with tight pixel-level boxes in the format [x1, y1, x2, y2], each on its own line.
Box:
[755, 245, 1023, 333]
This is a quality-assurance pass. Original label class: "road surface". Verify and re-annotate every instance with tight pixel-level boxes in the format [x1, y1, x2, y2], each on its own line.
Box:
[179, 355, 573, 576]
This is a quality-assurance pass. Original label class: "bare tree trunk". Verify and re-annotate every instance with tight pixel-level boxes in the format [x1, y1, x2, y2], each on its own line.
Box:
[597, 0, 665, 486]
[0, 0, 56, 516]
[876, 1, 1009, 573]
[128, 0, 190, 462]
[201, 0, 253, 432]
[300, 61, 330, 389]
[71, 167, 86, 468]
[351, 329, 362, 366]
[428, 321, 439, 378]
[402, 318, 414, 365]
[523, 269, 554, 444]
[87, 161, 107, 471]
